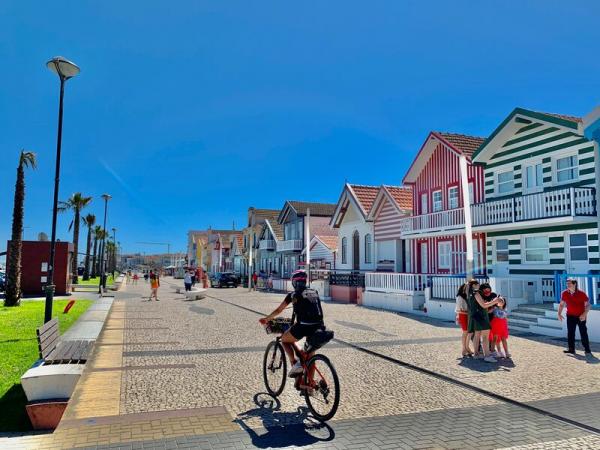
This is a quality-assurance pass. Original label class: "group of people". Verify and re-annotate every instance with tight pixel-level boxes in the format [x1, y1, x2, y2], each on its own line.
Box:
[456, 277, 593, 362]
[125, 270, 140, 285]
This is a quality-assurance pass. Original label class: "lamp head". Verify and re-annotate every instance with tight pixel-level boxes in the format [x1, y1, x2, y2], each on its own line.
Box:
[46, 56, 80, 80]
[101, 194, 112, 201]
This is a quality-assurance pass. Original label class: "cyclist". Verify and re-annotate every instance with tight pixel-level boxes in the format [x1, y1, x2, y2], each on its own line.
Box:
[260, 270, 324, 377]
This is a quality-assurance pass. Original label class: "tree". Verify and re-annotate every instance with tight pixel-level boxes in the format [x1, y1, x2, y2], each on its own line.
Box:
[58, 193, 92, 284]
[82, 214, 96, 280]
[91, 225, 103, 278]
[5, 151, 37, 307]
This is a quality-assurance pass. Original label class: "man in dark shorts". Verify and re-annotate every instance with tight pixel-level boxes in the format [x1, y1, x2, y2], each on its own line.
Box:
[260, 270, 325, 377]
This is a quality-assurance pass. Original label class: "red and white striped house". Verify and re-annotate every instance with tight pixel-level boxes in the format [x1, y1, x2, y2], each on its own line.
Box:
[400, 132, 487, 275]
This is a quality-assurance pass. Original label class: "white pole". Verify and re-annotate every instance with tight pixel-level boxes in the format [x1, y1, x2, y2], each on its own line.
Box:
[306, 208, 311, 284]
[248, 230, 253, 292]
[459, 154, 474, 281]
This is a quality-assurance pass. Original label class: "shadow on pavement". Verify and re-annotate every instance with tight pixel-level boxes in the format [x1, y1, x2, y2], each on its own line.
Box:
[457, 356, 516, 372]
[235, 393, 335, 448]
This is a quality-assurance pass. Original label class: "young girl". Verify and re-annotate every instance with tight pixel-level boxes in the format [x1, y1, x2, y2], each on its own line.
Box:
[149, 273, 160, 301]
[455, 283, 473, 357]
[489, 296, 510, 358]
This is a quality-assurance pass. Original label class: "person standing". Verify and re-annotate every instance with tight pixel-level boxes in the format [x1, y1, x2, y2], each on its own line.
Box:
[184, 270, 193, 292]
[149, 272, 160, 301]
[455, 283, 473, 358]
[133, 273, 139, 285]
[252, 271, 258, 291]
[467, 279, 501, 362]
[558, 278, 592, 356]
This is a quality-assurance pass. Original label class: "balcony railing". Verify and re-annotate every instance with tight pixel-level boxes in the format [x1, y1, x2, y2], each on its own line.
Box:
[365, 272, 430, 294]
[471, 187, 596, 227]
[399, 208, 464, 235]
[430, 275, 489, 300]
[259, 239, 275, 251]
[276, 239, 303, 252]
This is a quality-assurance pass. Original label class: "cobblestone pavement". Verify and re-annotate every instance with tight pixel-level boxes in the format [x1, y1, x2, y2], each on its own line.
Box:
[3, 280, 599, 449]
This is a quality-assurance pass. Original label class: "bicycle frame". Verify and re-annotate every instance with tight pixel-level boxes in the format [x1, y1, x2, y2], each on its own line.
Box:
[274, 335, 329, 391]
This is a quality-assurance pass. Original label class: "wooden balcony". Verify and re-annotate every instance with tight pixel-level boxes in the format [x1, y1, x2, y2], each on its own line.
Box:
[276, 239, 303, 252]
[471, 187, 596, 227]
[259, 239, 275, 251]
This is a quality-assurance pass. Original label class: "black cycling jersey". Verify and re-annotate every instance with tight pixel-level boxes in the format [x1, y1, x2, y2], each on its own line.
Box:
[284, 288, 324, 324]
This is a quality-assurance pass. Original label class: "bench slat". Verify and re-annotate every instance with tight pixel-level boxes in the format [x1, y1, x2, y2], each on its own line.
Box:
[39, 331, 60, 359]
[37, 318, 59, 338]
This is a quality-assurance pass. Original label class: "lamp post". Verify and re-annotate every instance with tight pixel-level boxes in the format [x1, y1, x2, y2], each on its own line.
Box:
[112, 227, 117, 275]
[98, 194, 112, 293]
[44, 56, 80, 323]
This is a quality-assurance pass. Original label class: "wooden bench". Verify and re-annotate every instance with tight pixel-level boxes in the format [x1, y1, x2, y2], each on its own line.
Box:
[37, 318, 93, 364]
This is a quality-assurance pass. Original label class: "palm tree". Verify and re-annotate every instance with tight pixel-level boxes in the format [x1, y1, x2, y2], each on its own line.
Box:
[82, 214, 96, 280]
[91, 225, 103, 278]
[5, 151, 37, 307]
[58, 193, 92, 284]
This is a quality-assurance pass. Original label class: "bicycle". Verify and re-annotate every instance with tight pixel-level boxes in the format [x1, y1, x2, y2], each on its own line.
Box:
[262, 318, 340, 422]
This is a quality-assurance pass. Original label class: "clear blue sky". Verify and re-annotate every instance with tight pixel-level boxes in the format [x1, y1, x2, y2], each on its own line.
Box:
[1, 1, 599, 257]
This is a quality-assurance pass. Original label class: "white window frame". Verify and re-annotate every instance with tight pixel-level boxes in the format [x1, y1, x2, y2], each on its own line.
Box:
[432, 190, 443, 212]
[496, 170, 514, 195]
[523, 161, 544, 193]
[437, 241, 452, 270]
[468, 182, 474, 205]
[555, 154, 578, 185]
[364, 234, 372, 264]
[420, 193, 428, 215]
[568, 233, 588, 262]
[448, 186, 459, 209]
[523, 235, 549, 264]
[341, 237, 347, 264]
[495, 239, 509, 263]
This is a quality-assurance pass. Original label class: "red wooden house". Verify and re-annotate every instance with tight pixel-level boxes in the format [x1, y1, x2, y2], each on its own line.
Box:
[401, 132, 487, 275]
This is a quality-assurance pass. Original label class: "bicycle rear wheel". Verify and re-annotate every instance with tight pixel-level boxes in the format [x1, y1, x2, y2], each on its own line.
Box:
[263, 340, 287, 396]
[303, 354, 340, 421]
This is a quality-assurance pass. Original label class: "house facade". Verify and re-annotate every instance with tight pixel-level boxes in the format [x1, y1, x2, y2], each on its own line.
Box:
[257, 218, 283, 275]
[242, 208, 280, 277]
[301, 235, 338, 270]
[472, 108, 599, 305]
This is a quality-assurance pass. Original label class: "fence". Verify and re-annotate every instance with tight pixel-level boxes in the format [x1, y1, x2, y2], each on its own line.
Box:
[365, 272, 429, 294]
[555, 273, 600, 307]
[429, 274, 489, 300]
[329, 272, 365, 288]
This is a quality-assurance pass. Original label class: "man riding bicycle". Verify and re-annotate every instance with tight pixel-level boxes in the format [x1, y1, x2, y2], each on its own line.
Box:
[260, 270, 325, 377]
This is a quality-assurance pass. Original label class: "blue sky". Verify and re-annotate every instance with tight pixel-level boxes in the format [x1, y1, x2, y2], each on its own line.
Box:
[1, 1, 599, 257]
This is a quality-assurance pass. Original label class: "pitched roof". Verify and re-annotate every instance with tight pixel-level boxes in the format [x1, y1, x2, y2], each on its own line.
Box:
[383, 185, 412, 210]
[235, 234, 243, 250]
[265, 219, 283, 241]
[538, 111, 582, 123]
[348, 184, 379, 215]
[315, 235, 338, 251]
[288, 201, 337, 217]
[434, 132, 486, 158]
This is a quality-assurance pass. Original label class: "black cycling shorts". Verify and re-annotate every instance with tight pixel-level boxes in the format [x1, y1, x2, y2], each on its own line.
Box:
[289, 323, 323, 340]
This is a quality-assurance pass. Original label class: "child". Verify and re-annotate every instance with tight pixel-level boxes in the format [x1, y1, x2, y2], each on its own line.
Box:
[489, 296, 510, 358]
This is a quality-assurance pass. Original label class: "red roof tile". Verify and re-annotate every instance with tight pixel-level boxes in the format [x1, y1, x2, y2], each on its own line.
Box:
[537, 111, 582, 123]
[348, 184, 379, 215]
[383, 186, 412, 210]
[316, 235, 338, 251]
[435, 132, 486, 158]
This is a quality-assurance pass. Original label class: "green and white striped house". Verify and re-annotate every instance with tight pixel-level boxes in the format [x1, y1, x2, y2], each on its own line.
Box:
[471, 108, 599, 305]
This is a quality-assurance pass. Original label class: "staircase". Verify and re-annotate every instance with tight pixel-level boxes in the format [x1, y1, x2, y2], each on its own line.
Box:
[509, 302, 563, 336]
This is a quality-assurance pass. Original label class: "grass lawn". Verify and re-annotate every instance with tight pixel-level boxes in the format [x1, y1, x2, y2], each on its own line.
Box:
[76, 274, 114, 286]
[0, 299, 92, 432]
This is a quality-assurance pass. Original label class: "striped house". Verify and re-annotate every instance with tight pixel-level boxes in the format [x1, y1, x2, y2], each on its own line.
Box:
[472, 108, 600, 305]
[302, 235, 338, 270]
[401, 132, 487, 276]
[366, 185, 412, 272]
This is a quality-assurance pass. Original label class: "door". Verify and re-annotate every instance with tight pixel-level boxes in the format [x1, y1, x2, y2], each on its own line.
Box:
[419, 242, 428, 274]
[495, 239, 510, 277]
[352, 231, 360, 271]
[566, 232, 588, 274]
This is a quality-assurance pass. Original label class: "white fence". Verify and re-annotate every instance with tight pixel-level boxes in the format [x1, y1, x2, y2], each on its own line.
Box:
[365, 272, 429, 294]
[399, 208, 464, 235]
[276, 240, 303, 252]
[259, 239, 276, 250]
[430, 275, 488, 300]
[472, 187, 595, 226]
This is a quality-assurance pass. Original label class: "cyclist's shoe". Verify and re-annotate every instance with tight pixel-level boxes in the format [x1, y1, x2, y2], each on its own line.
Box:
[288, 361, 303, 377]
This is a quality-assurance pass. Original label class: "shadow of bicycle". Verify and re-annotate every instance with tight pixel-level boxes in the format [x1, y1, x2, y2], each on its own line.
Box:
[235, 393, 335, 448]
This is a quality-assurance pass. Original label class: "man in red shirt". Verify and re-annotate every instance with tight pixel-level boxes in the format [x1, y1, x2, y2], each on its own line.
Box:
[558, 278, 592, 356]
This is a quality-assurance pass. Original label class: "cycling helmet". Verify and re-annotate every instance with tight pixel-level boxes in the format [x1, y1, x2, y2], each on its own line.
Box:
[291, 270, 308, 291]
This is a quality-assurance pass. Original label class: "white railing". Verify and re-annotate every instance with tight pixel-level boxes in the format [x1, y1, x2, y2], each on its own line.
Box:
[259, 239, 276, 250]
[430, 275, 488, 300]
[472, 187, 596, 226]
[276, 239, 303, 252]
[399, 208, 464, 235]
[365, 272, 429, 294]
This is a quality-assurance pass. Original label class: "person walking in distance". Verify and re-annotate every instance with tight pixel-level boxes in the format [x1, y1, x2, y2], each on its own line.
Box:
[252, 271, 258, 291]
[149, 271, 160, 301]
[184, 270, 193, 292]
[132, 273, 139, 285]
[558, 278, 592, 356]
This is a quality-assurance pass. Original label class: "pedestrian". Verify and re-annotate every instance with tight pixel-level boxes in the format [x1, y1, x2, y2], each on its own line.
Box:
[467, 279, 501, 362]
[126, 271, 131, 285]
[489, 296, 510, 358]
[144, 272, 149, 283]
[149, 272, 160, 301]
[133, 273, 139, 285]
[455, 283, 473, 358]
[184, 270, 193, 292]
[479, 282, 498, 356]
[558, 278, 592, 356]
[252, 271, 258, 291]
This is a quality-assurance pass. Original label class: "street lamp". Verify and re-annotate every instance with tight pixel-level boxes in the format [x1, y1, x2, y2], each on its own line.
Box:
[44, 56, 80, 324]
[98, 194, 112, 293]
[112, 227, 117, 275]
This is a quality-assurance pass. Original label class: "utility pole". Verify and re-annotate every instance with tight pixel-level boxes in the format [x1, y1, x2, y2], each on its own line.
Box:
[459, 154, 474, 281]
[306, 208, 311, 285]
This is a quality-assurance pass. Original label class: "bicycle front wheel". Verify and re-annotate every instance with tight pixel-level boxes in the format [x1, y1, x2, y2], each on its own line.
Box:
[263, 340, 287, 396]
[303, 354, 340, 421]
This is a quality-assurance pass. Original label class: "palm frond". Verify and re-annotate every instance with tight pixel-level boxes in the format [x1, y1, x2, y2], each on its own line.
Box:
[19, 150, 37, 170]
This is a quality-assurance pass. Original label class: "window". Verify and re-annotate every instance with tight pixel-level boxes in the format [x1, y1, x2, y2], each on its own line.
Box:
[468, 182, 474, 205]
[420, 193, 428, 214]
[497, 171, 514, 194]
[448, 187, 459, 209]
[404, 243, 412, 272]
[438, 241, 452, 269]
[496, 239, 509, 262]
[364, 234, 372, 263]
[556, 155, 578, 183]
[341, 237, 347, 264]
[569, 233, 588, 261]
[432, 190, 443, 212]
[524, 162, 543, 191]
[524, 236, 549, 263]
